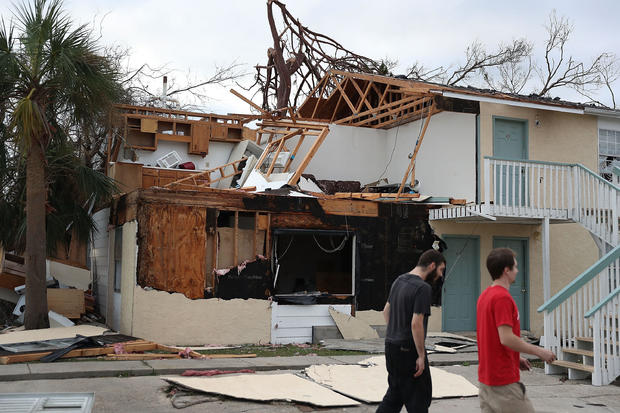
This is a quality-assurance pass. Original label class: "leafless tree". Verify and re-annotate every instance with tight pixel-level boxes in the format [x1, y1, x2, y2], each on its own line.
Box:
[484, 56, 534, 94]
[535, 10, 604, 97]
[447, 39, 533, 86]
[251, 0, 394, 112]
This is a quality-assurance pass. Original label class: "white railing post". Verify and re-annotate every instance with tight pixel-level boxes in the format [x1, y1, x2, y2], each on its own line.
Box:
[484, 158, 490, 207]
[593, 311, 602, 386]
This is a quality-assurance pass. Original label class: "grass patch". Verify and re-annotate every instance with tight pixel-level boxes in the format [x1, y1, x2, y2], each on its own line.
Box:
[197, 344, 373, 358]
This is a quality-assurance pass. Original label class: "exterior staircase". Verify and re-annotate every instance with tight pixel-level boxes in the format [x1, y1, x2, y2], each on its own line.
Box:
[430, 157, 620, 385]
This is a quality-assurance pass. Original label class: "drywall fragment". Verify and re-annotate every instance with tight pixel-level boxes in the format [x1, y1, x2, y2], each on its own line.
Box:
[48, 259, 90, 290]
[355, 310, 386, 326]
[48, 311, 75, 328]
[305, 356, 478, 402]
[163, 373, 360, 407]
[328, 306, 379, 340]
[298, 176, 323, 193]
[0, 325, 109, 345]
[243, 170, 293, 192]
[427, 332, 477, 343]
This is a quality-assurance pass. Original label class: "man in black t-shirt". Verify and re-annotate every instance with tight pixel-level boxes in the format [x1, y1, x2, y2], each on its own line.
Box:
[376, 249, 446, 413]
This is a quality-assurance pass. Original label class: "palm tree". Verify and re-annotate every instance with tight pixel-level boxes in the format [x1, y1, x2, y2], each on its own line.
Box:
[0, 0, 122, 329]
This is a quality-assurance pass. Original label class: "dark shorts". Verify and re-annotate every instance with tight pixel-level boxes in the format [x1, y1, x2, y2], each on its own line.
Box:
[376, 341, 432, 413]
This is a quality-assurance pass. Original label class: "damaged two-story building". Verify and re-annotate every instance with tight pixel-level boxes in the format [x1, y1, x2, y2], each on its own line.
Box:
[91, 70, 620, 385]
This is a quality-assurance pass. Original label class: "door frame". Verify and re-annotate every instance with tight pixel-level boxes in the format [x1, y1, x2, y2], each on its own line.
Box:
[441, 235, 480, 332]
[492, 116, 529, 160]
[492, 236, 530, 330]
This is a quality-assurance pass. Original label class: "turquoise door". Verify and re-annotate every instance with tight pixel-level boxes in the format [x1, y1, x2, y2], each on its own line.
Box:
[493, 237, 529, 330]
[442, 236, 480, 332]
[493, 118, 528, 205]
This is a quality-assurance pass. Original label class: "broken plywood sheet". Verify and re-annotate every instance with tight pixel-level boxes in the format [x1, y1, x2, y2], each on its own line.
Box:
[305, 356, 478, 402]
[427, 332, 477, 343]
[163, 373, 360, 407]
[0, 325, 109, 345]
[355, 309, 386, 326]
[48, 259, 90, 290]
[329, 306, 379, 340]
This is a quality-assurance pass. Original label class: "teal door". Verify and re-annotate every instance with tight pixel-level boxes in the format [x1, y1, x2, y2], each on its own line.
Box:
[493, 237, 529, 330]
[493, 118, 528, 205]
[442, 236, 480, 332]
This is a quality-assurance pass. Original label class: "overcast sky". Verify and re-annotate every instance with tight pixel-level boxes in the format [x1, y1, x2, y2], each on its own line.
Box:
[1, 0, 619, 113]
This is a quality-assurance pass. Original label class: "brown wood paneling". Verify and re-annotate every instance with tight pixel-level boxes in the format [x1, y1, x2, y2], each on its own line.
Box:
[47, 288, 85, 318]
[137, 204, 206, 299]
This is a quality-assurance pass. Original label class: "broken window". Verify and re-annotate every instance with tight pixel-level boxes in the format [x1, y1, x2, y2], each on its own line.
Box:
[272, 229, 355, 299]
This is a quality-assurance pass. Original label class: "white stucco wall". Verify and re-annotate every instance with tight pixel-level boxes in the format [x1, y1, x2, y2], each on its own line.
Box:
[384, 112, 477, 200]
[131, 287, 272, 345]
[119, 220, 137, 336]
[289, 124, 388, 185]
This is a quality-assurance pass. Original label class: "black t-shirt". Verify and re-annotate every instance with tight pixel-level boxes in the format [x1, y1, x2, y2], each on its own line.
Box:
[385, 273, 432, 344]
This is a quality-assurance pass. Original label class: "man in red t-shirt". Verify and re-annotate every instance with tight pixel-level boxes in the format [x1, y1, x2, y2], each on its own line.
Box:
[476, 248, 556, 413]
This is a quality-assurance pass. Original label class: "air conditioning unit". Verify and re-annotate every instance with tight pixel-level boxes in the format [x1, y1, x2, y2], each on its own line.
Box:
[156, 151, 182, 168]
[265, 151, 290, 168]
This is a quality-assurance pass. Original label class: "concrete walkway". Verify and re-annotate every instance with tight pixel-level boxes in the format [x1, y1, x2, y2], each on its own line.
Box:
[0, 352, 480, 381]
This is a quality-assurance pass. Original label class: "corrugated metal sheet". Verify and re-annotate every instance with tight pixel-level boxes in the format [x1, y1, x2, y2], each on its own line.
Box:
[0, 393, 94, 413]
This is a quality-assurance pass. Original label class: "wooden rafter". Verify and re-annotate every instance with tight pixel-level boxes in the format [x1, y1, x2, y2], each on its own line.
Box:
[253, 121, 329, 186]
[296, 70, 438, 129]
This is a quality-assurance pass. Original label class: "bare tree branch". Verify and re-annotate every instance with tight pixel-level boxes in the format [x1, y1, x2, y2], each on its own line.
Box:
[253, 0, 394, 111]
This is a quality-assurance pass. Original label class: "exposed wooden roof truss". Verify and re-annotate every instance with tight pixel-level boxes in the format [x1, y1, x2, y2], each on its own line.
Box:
[254, 121, 329, 186]
[296, 70, 440, 129]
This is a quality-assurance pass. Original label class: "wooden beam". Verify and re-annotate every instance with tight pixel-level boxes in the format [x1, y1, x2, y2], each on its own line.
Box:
[266, 133, 287, 177]
[230, 89, 272, 117]
[333, 77, 358, 114]
[287, 127, 329, 186]
[335, 94, 421, 126]
[355, 96, 432, 127]
[350, 78, 373, 113]
[233, 211, 239, 265]
[396, 105, 435, 199]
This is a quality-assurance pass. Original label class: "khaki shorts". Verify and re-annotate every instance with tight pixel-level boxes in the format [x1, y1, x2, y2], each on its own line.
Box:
[479, 381, 534, 413]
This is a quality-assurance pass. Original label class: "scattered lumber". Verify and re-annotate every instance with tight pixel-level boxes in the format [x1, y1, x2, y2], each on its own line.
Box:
[333, 192, 420, 200]
[205, 353, 257, 359]
[0, 339, 205, 365]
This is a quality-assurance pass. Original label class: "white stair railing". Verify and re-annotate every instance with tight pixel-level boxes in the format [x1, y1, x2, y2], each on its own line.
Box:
[585, 284, 620, 385]
[484, 157, 619, 246]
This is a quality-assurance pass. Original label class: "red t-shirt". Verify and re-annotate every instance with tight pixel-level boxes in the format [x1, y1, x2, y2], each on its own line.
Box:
[477, 285, 520, 386]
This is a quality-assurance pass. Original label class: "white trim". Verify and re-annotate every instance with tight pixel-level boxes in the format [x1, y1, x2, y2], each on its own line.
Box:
[440, 91, 584, 114]
[585, 106, 620, 119]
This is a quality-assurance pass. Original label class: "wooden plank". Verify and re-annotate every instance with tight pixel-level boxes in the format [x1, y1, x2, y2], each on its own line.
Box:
[287, 127, 329, 186]
[233, 211, 239, 265]
[0, 272, 25, 289]
[317, 199, 378, 217]
[230, 89, 272, 117]
[205, 353, 257, 359]
[396, 106, 435, 199]
[0, 340, 156, 365]
[47, 289, 85, 319]
[104, 353, 181, 360]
